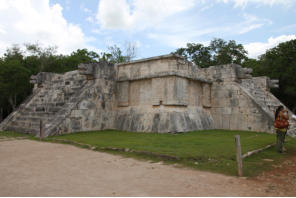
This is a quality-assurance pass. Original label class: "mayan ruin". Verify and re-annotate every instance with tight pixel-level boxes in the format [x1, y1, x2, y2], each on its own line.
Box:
[0, 54, 294, 137]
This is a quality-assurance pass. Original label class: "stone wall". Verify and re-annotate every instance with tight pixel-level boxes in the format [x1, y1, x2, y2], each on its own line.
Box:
[56, 61, 117, 135]
[204, 64, 294, 134]
[115, 55, 215, 133]
[210, 82, 273, 132]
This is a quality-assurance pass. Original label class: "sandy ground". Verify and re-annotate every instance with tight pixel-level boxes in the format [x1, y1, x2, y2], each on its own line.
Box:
[0, 139, 296, 197]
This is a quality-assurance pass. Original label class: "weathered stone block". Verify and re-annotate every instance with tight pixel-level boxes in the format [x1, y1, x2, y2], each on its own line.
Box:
[166, 77, 188, 106]
[202, 83, 211, 107]
[117, 81, 129, 107]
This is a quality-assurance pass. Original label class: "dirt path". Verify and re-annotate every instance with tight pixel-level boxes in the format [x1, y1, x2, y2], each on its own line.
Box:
[0, 139, 295, 196]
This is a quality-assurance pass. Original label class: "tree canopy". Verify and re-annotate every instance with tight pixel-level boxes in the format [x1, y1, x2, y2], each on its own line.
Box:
[174, 38, 248, 68]
[243, 39, 296, 109]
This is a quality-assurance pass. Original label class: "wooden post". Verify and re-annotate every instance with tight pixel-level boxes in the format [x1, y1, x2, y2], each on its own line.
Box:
[235, 135, 243, 177]
[40, 119, 43, 140]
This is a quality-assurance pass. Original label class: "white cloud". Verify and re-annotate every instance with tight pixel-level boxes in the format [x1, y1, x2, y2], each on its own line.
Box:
[82, 7, 91, 14]
[96, 0, 195, 30]
[276, 24, 296, 33]
[0, 0, 93, 55]
[238, 14, 271, 34]
[244, 35, 296, 59]
[146, 13, 270, 48]
[239, 24, 263, 34]
[86, 16, 94, 23]
[216, 0, 295, 8]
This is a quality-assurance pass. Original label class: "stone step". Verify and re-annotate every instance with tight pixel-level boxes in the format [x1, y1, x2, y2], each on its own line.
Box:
[47, 107, 63, 113]
[5, 126, 39, 135]
[266, 103, 279, 107]
[19, 106, 65, 114]
[29, 102, 64, 108]
[10, 119, 46, 127]
[15, 116, 53, 123]
[19, 107, 35, 113]
[257, 100, 278, 106]
[253, 92, 266, 97]
[52, 80, 64, 84]
[20, 111, 56, 117]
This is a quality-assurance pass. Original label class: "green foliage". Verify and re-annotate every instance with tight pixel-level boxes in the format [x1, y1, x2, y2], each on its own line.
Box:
[107, 45, 127, 63]
[4, 44, 24, 63]
[175, 43, 212, 67]
[174, 38, 248, 67]
[106, 43, 137, 63]
[210, 39, 247, 65]
[242, 58, 262, 76]
[243, 39, 296, 109]
[259, 39, 296, 109]
[0, 60, 31, 111]
[47, 129, 296, 177]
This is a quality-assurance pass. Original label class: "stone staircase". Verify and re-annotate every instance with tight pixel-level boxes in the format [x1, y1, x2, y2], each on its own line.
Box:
[0, 71, 89, 137]
[240, 79, 296, 136]
[247, 88, 279, 116]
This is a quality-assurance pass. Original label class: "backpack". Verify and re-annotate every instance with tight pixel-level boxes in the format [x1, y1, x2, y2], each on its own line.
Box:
[274, 115, 289, 129]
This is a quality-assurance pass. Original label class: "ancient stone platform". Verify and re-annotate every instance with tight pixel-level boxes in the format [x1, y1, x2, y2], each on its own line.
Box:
[0, 54, 295, 137]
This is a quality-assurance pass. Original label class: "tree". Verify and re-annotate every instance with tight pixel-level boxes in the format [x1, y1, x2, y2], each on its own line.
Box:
[107, 45, 127, 63]
[0, 60, 31, 111]
[107, 42, 137, 64]
[210, 38, 247, 65]
[175, 43, 211, 68]
[4, 44, 24, 63]
[255, 39, 296, 109]
[25, 43, 57, 73]
[124, 41, 137, 62]
[242, 58, 262, 76]
[174, 38, 248, 67]
[54, 49, 100, 73]
[70, 49, 99, 63]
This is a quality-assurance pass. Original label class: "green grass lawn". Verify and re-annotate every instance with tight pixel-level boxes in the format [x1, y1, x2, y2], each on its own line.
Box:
[0, 131, 33, 138]
[1, 129, 296, 177]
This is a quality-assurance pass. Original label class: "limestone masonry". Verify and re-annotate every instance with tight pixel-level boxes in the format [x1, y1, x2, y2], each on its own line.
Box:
[0, 54, 295, 137]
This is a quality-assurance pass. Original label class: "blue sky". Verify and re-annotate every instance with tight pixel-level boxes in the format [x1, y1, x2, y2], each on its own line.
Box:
[0, 0, 296, 59]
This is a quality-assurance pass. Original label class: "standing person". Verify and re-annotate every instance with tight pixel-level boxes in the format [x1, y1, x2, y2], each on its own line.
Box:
[274, 105, 289, 153]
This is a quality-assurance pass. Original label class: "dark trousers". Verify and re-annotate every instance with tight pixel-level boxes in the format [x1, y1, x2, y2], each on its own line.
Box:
[276, 129, 287, 153]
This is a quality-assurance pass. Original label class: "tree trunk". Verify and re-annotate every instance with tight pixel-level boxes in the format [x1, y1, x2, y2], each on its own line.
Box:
[14, 94, 17, 109]
[0, 108, 3, 122]
[8, 95, 16, 111]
